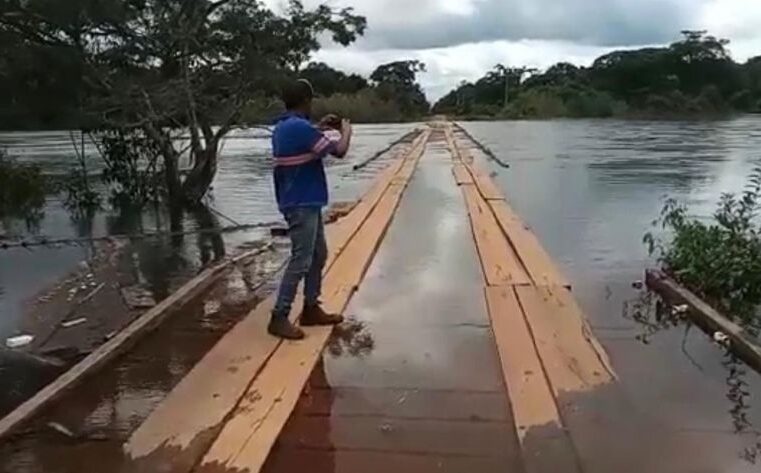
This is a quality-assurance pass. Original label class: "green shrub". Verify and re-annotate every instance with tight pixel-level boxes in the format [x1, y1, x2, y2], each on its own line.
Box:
[645, 166, 761, 330]
[0, 149, 47, 223]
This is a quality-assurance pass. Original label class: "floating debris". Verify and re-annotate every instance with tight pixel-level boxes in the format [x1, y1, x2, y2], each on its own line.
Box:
[121, 286, 157, 309]
[204, 299, 222, 316]
[632, 280, 644, 289]
[6, 334, 34, 348]
[672, 304, 689, 315]
[47, 422, 75, 438]
[61, 317, 88, 329]
[713, 331, 730, 346]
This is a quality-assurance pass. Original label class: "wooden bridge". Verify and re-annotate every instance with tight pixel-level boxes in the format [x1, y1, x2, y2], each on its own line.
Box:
[110, 121, 666, 473]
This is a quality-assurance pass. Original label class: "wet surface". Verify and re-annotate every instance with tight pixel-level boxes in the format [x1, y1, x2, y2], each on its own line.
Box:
[461, 118, 761, 471]
[0, 243, 287, 472]
[263, 133, 524, 473]
[0, 124, 418, 342]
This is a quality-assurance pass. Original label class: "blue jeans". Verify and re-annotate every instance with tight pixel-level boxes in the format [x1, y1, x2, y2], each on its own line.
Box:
[272, 207, 327, 320]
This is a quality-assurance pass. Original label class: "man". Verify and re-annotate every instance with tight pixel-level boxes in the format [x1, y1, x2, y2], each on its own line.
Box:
[268, 79, 353, 340]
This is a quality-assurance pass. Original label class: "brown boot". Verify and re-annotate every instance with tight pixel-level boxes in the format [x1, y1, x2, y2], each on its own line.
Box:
[268, 318, 305, 340]
[300, 304, 344, 327]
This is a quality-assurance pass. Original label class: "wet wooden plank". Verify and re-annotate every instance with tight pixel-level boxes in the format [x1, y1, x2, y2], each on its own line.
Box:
[123, 140, 425, 471]
[489, 200, 571, 288]
[484, 286, 580, 473]
[0, 244, 272, 442]
[196, 151, 419, 473]
[514, 285, 615, 393]
[461, 185, 531, 286]
[464, 162, 504, 201]
[452, 164, 473, 185]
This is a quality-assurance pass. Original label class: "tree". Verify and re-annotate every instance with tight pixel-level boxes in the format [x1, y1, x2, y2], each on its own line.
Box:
[371, 60, 429, 117]
[301, 62, 368, 97]
[0, 0, 366, 204]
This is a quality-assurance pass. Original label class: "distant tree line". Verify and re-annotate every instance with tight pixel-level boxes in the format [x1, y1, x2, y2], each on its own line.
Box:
[240, 59, 431, 124]
[434, 31, 761, 119]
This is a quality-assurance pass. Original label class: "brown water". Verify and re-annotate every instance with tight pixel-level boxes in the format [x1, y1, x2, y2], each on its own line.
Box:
[462, 117, 761, 472]
[0, 124, 418, 340]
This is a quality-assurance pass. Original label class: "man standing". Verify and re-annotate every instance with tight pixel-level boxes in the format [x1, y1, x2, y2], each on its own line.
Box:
[268, 79, 353, 340]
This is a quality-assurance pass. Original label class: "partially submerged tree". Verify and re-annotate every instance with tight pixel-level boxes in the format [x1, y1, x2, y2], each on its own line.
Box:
[0, 0, 366, 204]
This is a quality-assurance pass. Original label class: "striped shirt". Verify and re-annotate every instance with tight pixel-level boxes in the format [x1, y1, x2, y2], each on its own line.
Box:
[271, 112, 338, 211]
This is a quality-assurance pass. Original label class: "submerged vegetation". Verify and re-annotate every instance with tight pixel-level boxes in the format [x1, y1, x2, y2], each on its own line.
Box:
[0, 150, 47, 227]
[435, 31, 761, 119]
[645, 166, 761, 331]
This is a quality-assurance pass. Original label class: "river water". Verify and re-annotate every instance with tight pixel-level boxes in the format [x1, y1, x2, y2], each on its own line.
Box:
[3, 118, 761, 469]
[0, 124, 417, 342]
[462, 116, 761, 472]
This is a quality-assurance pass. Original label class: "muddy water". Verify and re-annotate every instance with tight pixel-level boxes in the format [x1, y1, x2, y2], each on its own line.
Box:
[0, 128, 417, 472]
[461, 117, 761, 472]
[0, 124, 418, 342]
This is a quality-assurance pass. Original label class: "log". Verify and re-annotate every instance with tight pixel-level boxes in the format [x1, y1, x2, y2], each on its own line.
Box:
[646, 269, 761, 374]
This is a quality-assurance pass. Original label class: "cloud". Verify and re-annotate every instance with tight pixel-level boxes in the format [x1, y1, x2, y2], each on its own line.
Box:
[309, 0, 703, 50]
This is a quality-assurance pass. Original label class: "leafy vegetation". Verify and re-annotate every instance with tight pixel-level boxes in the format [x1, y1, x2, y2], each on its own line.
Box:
[435, 31, 761, 118]
[645, 166, 761, 331]
[0, 149, 47, 226]
[0, 0, 366, 205]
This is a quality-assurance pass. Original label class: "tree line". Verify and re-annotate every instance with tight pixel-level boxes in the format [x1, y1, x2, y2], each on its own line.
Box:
[434, 31, 761, 119]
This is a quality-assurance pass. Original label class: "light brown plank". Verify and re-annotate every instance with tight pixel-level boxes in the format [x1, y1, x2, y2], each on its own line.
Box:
[0, 244, 272, 442]
[490, 200, 571, 288]
[123, 137, 426, 471]
[484, 286, 580, 473]
[196, 151, 419, 473]
[464, 162, 504, 201]
[452, 163, 473, 185]
[461, 185, 531, 286]
[514, 285, 615, 394]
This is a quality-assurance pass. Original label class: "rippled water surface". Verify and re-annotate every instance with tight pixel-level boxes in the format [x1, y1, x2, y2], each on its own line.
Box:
[0, 124, 417, 339]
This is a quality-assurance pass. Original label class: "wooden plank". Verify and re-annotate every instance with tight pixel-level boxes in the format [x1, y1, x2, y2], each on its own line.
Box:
[490, 200, 571, 288]
[464, 161, 504, 201]
[0, 244, 273, 442]
[452, 164, 473, 185]
[195, 151, 418, 473]
[646, 269, 761, 374]
[484, 286, 581, 473]
[124, 141, 424, 471]
[514, 285, 615, 394]
[461, 185, 531, 286]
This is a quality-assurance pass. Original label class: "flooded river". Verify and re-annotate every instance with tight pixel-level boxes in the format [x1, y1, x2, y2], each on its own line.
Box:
[0, 124, 417, 342]
[3, 117, 761, 470]
[463, 117, 761, 472]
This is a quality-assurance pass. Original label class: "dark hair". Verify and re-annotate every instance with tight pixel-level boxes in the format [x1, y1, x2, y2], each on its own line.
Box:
[281, 78, 314, 110]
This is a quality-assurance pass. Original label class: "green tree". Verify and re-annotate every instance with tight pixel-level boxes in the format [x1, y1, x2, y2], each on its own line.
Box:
[370, 60, 429, 117]
[301, 62, 368, 97]
[0, 0, 366, 204]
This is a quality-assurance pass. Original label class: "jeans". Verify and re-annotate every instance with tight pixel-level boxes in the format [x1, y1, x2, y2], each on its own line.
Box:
[272, 206, 327, 320]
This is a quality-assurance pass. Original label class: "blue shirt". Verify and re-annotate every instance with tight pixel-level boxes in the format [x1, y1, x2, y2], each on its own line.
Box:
[271, 112, 337, 212]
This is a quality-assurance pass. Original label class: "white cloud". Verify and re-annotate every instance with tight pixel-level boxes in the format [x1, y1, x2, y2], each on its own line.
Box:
[272, 0, 761, 100]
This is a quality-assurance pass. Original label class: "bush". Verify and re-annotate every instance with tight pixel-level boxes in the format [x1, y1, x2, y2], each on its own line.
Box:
[645, 166, 761, 330]
[312, 89, 405, 123]
[0, 149, 47, 223]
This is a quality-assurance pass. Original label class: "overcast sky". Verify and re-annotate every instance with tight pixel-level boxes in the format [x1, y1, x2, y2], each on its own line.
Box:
[267, 0, 761, 101]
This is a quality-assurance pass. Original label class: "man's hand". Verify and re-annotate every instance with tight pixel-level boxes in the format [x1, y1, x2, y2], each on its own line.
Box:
[318, 114, 341, 130]
[341, 119, 352, 136]
[333, 119, 353, 158]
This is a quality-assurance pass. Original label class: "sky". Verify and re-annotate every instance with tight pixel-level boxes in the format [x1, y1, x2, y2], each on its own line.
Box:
[266, 0, 761, 102]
